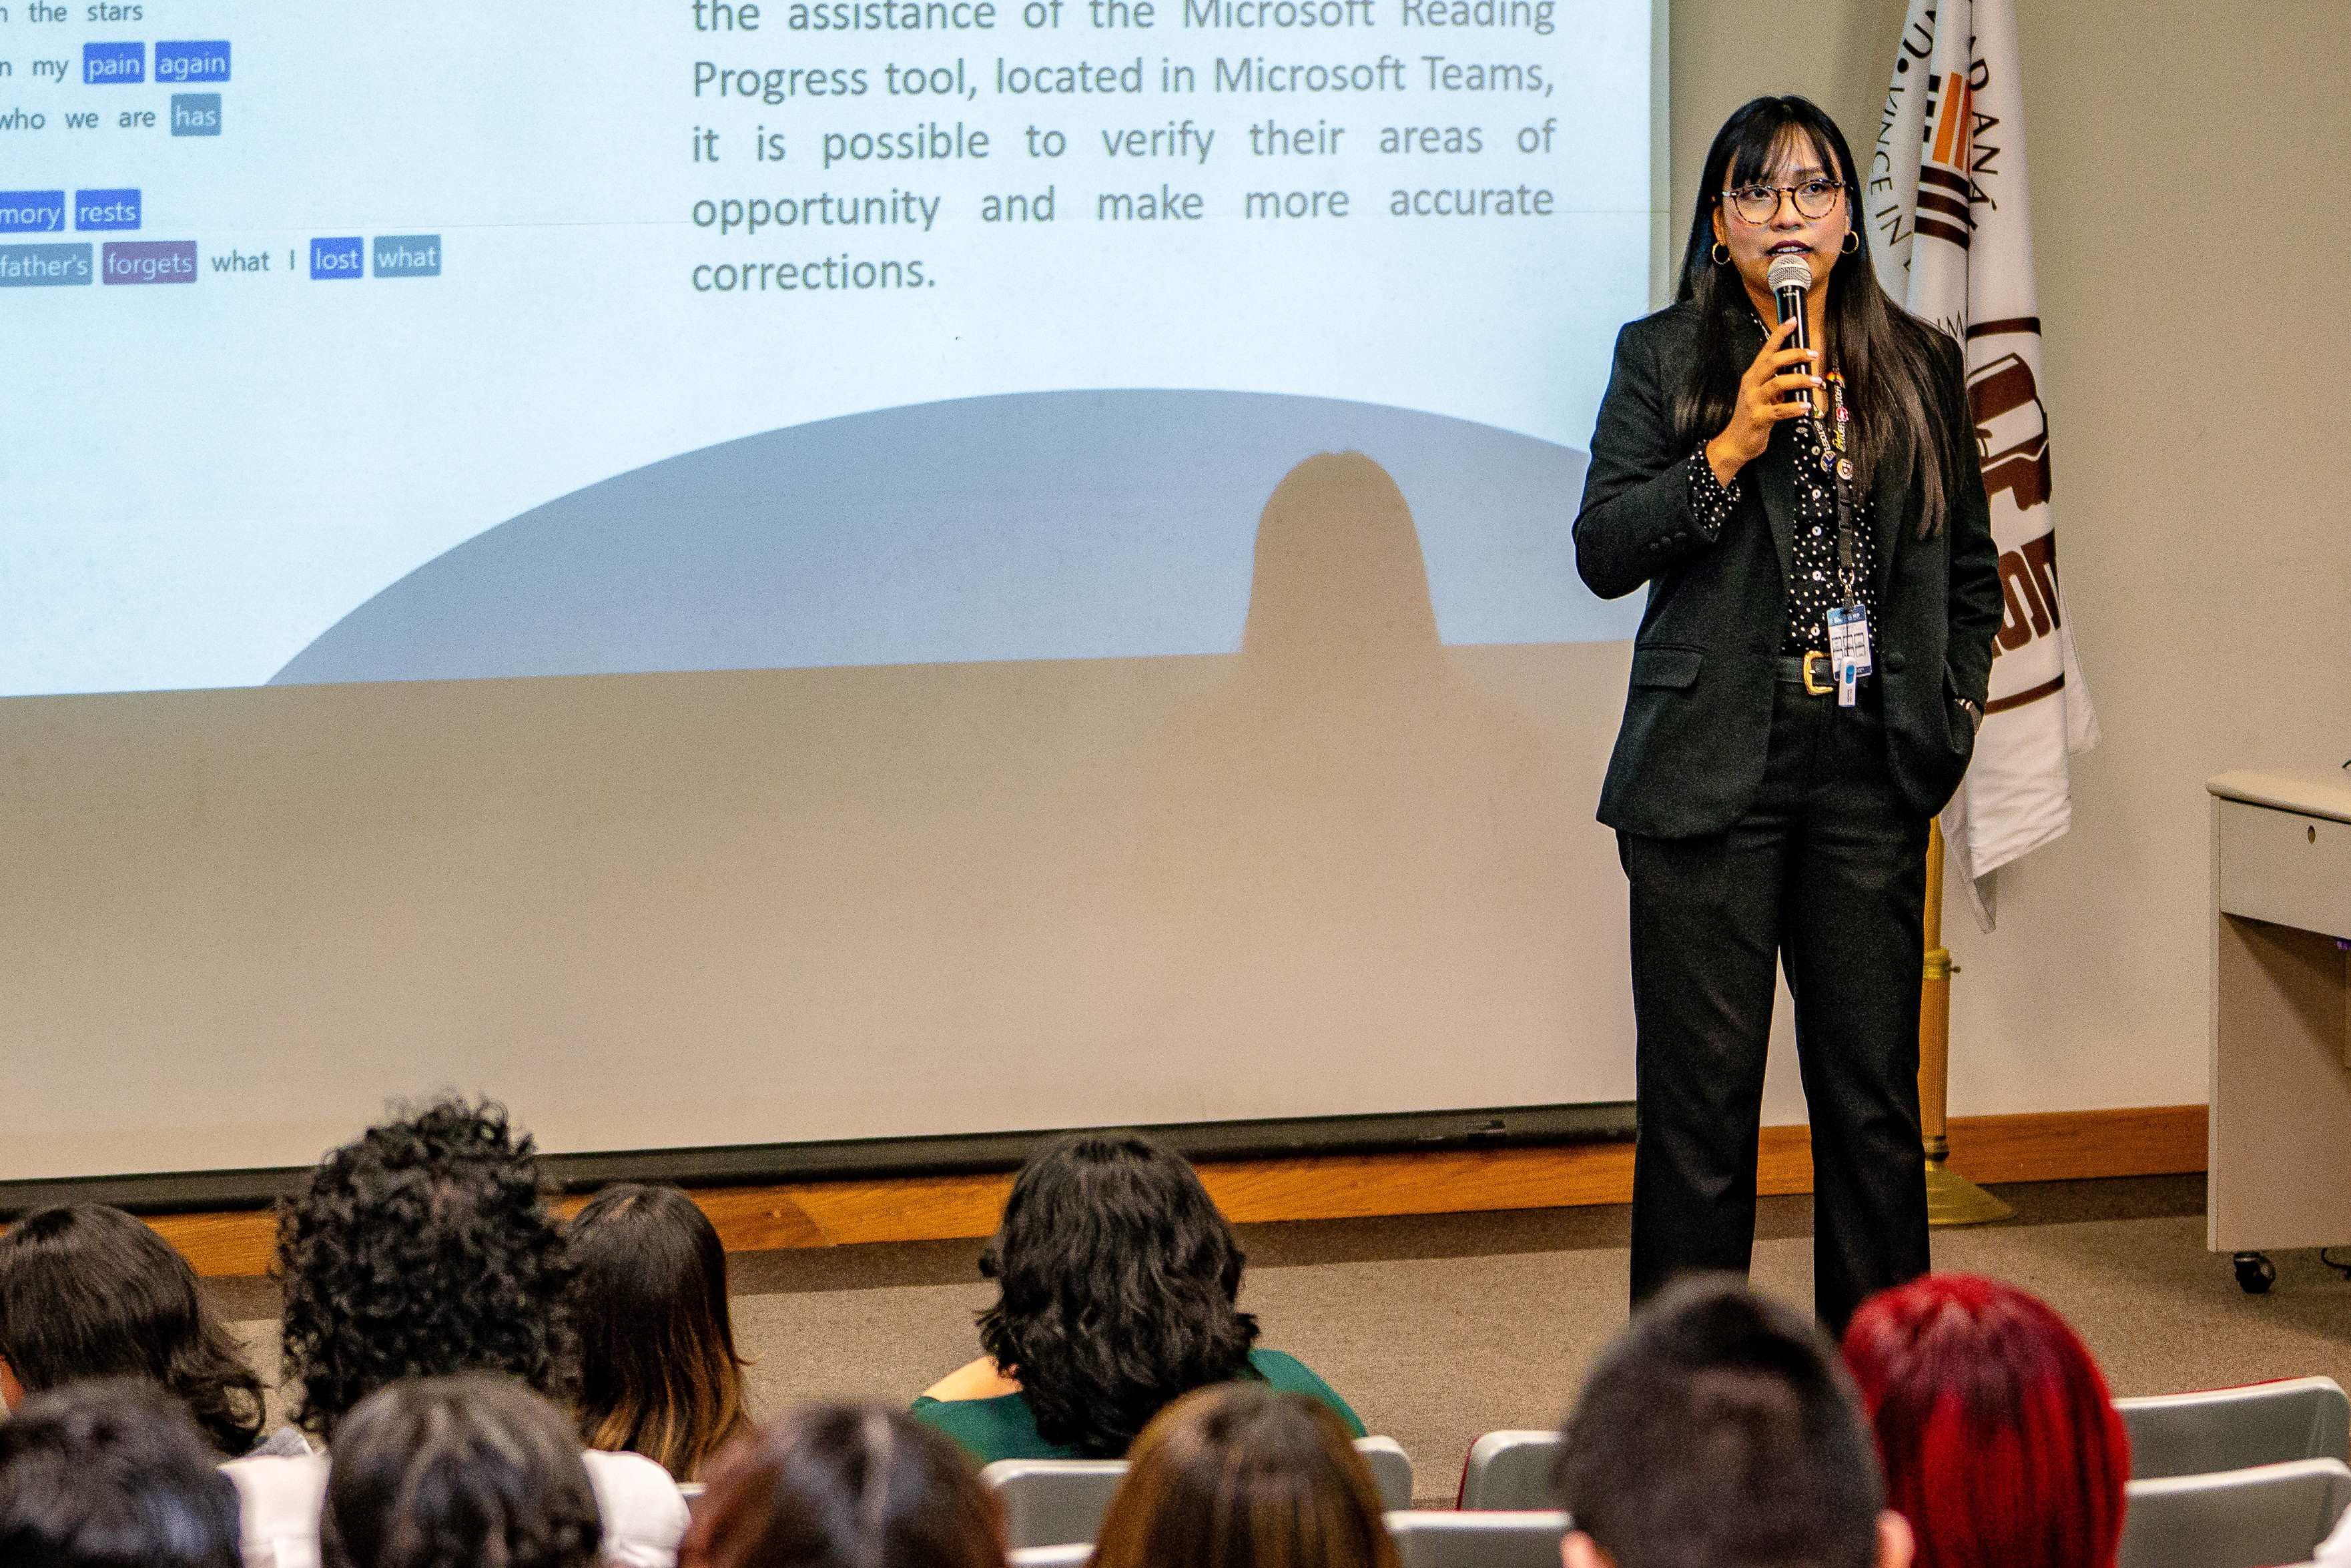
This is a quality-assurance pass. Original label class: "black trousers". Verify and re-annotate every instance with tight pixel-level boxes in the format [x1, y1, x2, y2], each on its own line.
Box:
[1619, 677, 1931, 1335]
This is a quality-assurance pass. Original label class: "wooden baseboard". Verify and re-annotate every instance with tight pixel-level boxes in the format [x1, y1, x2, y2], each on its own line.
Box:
[153, 1104, 2207, 1278]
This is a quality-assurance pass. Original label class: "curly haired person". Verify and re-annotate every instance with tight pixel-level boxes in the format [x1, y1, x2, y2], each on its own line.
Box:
[912, 1132, 1362, 1461]
[222, 1098, 688, 1568]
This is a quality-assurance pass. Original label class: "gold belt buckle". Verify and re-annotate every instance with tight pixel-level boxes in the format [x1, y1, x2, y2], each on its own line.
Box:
[1802, 649, 1834, 696]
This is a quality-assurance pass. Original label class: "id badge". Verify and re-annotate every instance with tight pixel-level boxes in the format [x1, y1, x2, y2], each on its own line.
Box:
[1826, 602, 1874, 677]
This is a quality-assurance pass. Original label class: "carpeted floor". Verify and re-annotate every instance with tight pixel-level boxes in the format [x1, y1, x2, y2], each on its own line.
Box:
[215, 1174, 2351, 1503]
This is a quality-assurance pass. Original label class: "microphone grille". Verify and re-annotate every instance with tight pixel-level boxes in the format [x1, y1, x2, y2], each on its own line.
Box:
[1766, 254, 1813, 295]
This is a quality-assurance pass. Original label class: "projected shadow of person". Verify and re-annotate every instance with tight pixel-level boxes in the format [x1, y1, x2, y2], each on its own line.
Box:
[1112, 451, 1579, 1110]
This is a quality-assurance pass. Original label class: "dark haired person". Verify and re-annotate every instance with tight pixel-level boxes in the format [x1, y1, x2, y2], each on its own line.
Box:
[323, 1376, 604, 1568]
[274, 1096, 579, 1439]
[1094, 1384, 1396, 1568]
[0, 1202, 304, 1457]
[1555, 1278, 1913, 1568]
[1842, 1275, 2127, 1568]
[912, 1132, 1362, 1461]
[0, 1377, 243, 1568]
[683, 1403, 1004, 1568]
[224, 1098, 689, 1568]
[1576, 95, 2003, 1332]
[570, 1184, 753, 1480]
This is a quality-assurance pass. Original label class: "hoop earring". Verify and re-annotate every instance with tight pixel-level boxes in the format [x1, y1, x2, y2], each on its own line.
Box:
[1710, 240, 1731, 265]
[1840, 230, 1861, 255]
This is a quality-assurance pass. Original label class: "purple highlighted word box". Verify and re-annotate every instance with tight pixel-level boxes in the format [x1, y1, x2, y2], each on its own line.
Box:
[102, 240, 197, 284]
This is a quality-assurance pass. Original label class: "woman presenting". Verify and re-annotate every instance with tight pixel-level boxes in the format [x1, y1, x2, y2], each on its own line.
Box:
[1576, 95, 2003, 1333]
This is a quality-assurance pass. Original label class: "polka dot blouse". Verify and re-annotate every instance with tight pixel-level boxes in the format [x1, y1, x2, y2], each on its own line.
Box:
[1686, 411, 1881, 658]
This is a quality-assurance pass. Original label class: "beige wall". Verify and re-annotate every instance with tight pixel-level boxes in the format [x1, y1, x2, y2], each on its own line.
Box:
[5, 0, 2345, 1178]
[1674, 0, 2351, 1120]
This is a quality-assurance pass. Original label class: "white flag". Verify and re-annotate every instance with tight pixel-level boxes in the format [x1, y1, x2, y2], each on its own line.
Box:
[1870, 0, 2098, 931]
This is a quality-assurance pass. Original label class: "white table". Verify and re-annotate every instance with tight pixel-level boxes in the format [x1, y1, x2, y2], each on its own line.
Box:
[2207, 768, 2351, 1291]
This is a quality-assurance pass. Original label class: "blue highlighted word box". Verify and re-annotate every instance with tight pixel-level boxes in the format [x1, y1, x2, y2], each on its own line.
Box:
[171, 94, 222, 136]
[0, 243, 95, 286]
[372, 235, 441, 278]
[155, 41, 230, 83]
[310, 236, 365, 280]
[76, 189, 141, 231]
[0, 191, 67, 234]
[83, 42, 145, 83]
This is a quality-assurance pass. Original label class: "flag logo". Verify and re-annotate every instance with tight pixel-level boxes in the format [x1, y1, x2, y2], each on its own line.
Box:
[1872, 0, 2099, 927]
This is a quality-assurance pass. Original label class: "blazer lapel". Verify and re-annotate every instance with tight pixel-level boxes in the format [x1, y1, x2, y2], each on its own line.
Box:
[1734, 314, 1797, 586]
[1756, 429, 1798, 588]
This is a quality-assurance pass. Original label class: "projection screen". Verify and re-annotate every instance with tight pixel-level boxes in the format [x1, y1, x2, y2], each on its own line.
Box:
[0, 0, 1670, 1184]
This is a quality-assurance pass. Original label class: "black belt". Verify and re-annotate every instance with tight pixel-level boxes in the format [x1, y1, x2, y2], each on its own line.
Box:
[1776, 651, 1876, 696]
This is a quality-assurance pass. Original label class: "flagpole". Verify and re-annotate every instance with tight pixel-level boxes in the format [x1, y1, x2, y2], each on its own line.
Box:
[1920, 821, 2013, 1225]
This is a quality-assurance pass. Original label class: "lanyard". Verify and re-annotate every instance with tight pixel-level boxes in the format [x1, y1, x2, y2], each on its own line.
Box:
[1815, 371, 1859, 606]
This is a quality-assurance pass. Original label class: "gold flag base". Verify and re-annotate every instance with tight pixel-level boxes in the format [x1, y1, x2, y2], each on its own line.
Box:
[1924, 1150, 2015, 1226]
[1919, 824, 2013, 1229]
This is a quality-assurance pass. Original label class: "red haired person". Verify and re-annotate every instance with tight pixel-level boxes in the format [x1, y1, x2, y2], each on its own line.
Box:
[1841, 1275, 2128, 1568]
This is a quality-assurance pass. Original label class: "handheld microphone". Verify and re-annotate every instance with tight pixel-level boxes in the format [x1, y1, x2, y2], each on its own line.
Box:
[1766, 252, 1814, 412]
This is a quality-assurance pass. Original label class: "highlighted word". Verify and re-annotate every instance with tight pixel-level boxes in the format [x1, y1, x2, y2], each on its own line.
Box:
[155, 41, 230, 82]
[0, 242, 92, 286]
[103, 240, 196, 284]
[372, 234, 441, 278]
[76, 189, 141, 231]
[0, 190, 67, 234]
[83, 43, 145, 83]
[170, 94, 222, 136]
[309, 236, 364, 279]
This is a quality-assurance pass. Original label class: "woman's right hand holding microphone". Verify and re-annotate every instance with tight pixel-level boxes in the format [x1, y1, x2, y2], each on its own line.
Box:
[1702, 316, 1823, 486]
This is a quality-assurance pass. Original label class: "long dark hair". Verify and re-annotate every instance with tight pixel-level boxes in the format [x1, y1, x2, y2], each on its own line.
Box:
[683, 1404, 1004, 1568]
[276, 1096, 577, 1439]
[0, 1204, 267, 1457]
[322, 1375, 603, 1568]
[976, 1132, 1259, 1458]
[1674, 95, 1963, 538]
[568, 1184, 752, 1481]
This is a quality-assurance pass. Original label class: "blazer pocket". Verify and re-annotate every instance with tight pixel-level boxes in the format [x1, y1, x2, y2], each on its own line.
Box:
[1940, 667, 1977, 752]
[1630, 643, 1704, 689]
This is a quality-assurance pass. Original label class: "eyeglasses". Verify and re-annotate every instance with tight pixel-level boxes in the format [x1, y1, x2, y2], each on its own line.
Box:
[1721, 178, 1846, 225]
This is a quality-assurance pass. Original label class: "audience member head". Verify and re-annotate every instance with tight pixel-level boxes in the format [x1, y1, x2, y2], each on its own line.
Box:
[569, 1182, 751, 1480]
[0, 1203, 267, 1456]
[1841, 1274, 2128, 1568]
[683, 1403, 1002, 1568]
[0, 1377, 242, 1568]
[321, 1374, 602, 1568]
[1094, 1383, 1396, 1568]
[1554, 1276, 1911, 1568]
[977, 1131, 1259, 1457]
[277, 1096, 576, 1439]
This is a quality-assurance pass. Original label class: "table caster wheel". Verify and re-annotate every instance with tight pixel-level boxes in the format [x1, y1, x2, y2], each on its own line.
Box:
[2234, 1252, 2277, 1294]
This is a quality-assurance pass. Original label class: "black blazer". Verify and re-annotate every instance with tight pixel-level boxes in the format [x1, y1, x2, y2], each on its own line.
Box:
[1575, 300, 2005, 839]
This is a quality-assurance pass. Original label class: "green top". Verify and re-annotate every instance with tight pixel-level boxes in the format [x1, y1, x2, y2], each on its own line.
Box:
[910, 1348, 1366, 1464]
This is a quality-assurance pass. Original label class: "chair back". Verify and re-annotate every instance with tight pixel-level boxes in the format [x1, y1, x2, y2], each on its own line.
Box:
[1354, 1436, 1417, 1512]
[984, 1438, 1417, 1549]
[1009, 1545, 1094, 1568]
[2118, 1379, 2351, 1479]
[1458, 1430, 1560, 1511]
[2117, 1458, 2351, 1568]
[982, 1460, 1130, 1550]
[1385, 1511, 1568, 1568]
